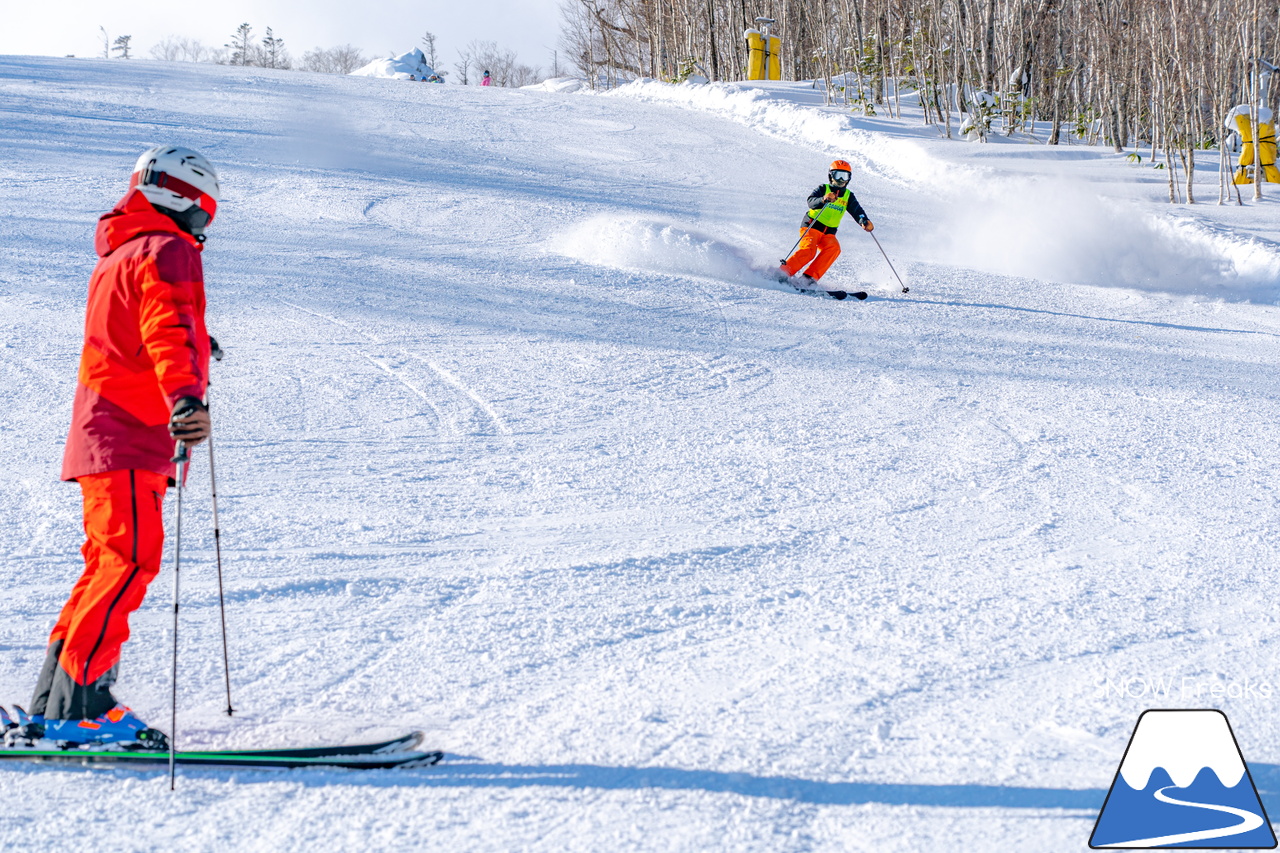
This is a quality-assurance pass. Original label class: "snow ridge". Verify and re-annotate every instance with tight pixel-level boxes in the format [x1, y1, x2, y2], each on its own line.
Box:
[554, 215, 780, 287]
[607, 80, 956, 188]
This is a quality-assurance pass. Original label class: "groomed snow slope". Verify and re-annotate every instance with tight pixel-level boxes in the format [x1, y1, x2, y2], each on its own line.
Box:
[3, 57, 1280, 852]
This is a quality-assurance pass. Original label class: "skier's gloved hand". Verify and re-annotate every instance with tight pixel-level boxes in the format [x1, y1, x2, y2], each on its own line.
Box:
[824, 191, 838, 201]
[862, 219, 874, 232]
[169, 396, 211, 445]
[209, 335, 224, 362]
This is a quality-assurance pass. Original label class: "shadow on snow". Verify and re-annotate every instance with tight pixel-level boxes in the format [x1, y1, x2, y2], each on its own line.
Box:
[0, 759, 1112, 810]
[380, 761, 1109, 809]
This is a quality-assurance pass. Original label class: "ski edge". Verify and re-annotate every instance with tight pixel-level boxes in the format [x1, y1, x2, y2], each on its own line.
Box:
[214, 730, 425, 758]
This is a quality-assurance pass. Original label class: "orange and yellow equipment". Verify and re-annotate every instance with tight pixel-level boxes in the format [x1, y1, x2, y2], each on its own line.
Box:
[745, 30, 782, 82]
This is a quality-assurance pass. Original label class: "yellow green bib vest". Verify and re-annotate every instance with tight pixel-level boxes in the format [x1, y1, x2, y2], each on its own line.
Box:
[812, 185, 851, 229]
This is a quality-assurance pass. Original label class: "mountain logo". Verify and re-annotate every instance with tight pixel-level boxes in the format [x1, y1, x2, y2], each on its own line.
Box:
[1090, 709, 1276, 848]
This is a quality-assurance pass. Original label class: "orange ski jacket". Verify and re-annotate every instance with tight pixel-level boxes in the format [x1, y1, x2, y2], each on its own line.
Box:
[61, 189, 210, 482]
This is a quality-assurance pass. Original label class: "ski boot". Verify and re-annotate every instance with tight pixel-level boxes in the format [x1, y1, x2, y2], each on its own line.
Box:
[42, 705, 169, 750]
[0, 706, 19, 744]
[793, 274, 843, 300]
[3, 705, 45, 747]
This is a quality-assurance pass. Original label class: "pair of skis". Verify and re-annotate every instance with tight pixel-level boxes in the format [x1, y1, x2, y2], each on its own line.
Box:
[1, 707, 441, 770]
[776, 267, 868, 302]
[792, 283, 868, 301]
[0, 732, 442, 770]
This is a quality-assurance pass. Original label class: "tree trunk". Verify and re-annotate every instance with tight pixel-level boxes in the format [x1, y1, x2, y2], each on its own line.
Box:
[983, 0, 996, 92]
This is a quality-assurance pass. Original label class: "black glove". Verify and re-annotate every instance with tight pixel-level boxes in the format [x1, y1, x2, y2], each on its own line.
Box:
[171, 396, 207, 417]
[209, 335, 224, 361]
[170, 396, 209, 439]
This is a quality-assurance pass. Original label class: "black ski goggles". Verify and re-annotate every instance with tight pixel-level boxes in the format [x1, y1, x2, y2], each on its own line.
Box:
[829, 169, 851, 184]
[173, 205, 212, 236]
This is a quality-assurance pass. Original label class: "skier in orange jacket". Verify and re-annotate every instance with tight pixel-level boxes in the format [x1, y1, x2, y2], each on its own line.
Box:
[19, 146, 220, 747]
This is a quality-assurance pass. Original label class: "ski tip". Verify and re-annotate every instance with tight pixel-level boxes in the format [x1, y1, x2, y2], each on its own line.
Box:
[407, 750, 445, 767]
[374, 730, 426, 754]
[853, 291, 868, 300]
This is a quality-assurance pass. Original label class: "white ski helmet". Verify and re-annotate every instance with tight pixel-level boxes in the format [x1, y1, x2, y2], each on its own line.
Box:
[129, 145, 220, 237]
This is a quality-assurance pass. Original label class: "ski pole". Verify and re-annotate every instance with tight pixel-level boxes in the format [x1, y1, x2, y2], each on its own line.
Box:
[206, 338, 234, 718]
[781, 203, 829, 265]
[868, 230, 910, 293]
[207, 410, 234, 717]
[168, 436, 190, 791]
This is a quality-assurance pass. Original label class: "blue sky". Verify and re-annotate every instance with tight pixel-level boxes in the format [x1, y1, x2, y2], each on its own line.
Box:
[2, 1, 566, 72]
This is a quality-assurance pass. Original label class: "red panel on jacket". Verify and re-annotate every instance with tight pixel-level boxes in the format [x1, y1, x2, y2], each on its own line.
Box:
[61, 189, 210, 482]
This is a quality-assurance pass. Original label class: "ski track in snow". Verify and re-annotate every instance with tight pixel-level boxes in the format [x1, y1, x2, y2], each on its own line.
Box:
[406, 354, 513, 437]
[3, 56, 1280, 852]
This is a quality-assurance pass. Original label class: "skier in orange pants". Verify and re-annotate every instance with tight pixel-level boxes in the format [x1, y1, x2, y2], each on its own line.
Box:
[15, 146, 220, 748]
[780, 159, 875, 296]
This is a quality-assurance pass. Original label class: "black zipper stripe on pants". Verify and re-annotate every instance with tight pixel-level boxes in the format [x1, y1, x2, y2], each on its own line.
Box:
[80, 470, 143, 714]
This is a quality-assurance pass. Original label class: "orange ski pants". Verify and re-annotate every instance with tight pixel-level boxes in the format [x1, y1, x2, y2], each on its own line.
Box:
[50, 469, 168, 686]
[782, 229, 841, 281]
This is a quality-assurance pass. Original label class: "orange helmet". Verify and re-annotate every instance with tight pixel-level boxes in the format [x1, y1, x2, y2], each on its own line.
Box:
[829, 159, 852, 187]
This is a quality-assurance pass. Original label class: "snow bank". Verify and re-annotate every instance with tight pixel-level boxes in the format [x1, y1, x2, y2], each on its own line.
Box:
[525, 77, 587, 94]
[350, 48, 439, 81]
[607, 79, 954, 188]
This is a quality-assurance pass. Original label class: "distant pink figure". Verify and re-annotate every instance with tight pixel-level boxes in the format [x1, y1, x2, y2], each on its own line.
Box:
[481, 70, 492, 86]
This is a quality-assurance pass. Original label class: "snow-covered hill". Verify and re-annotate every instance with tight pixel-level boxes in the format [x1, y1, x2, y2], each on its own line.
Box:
[2, 55, 1280, 852]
